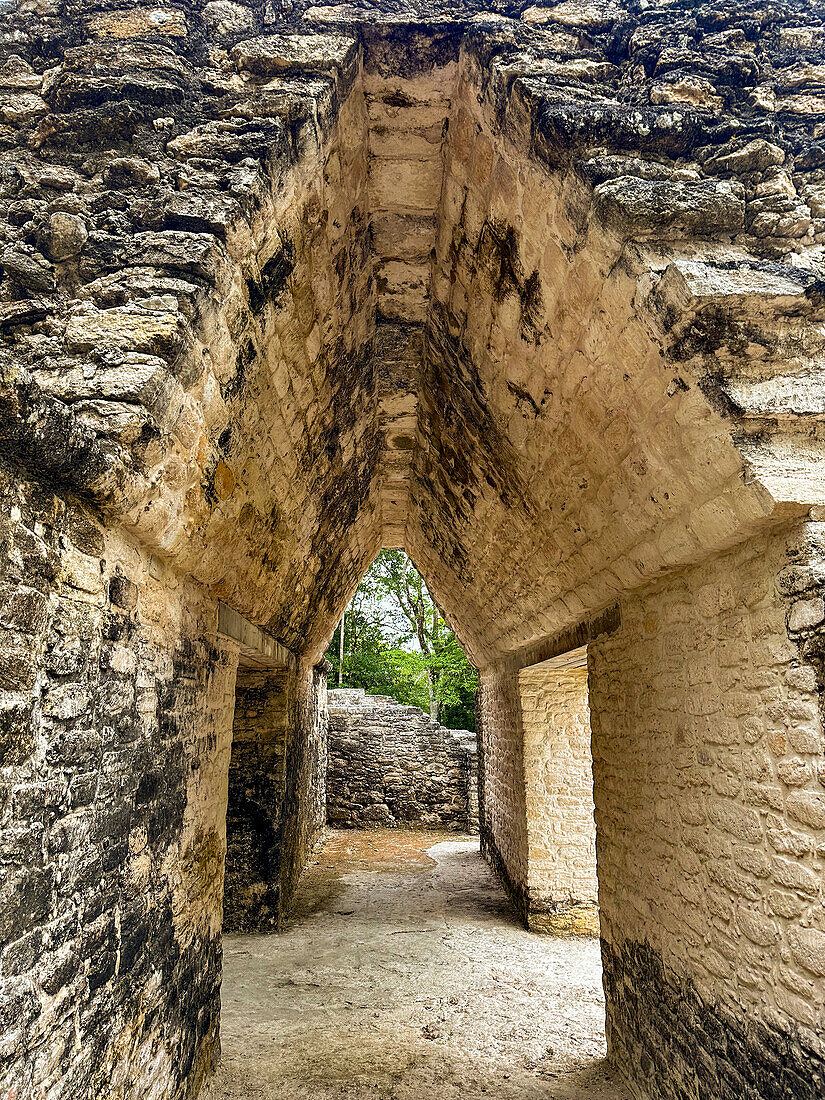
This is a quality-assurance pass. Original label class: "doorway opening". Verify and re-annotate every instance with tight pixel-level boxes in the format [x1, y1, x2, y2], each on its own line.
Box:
[326, 549, 478, 731]
[324, 550, 479, 834]
[517, 646, 599, 936]
[213, 601, 617, 1100]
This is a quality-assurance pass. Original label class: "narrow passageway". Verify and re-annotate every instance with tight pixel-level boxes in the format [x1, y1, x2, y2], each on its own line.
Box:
[205, 829, 628, 1100]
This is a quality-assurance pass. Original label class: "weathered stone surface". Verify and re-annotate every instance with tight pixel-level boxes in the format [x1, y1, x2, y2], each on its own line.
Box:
[519, 656, 598, 935]
[0, 466, 236, 1100]
[38, 212, 88, 261]
[590, 527, 825, 1096]
[224, 670, 293, 933]
[594, 178, 745, 239]
[327, 688, 477, 832]
[1, 2, 825, 1100]
[231, 33, 357, 76]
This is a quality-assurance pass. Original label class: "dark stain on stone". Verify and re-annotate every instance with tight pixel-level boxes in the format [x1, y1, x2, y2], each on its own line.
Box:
[603, 938, 825, 1100]
[247, 237, 296, 315]
[506, 381, 541, 416]
[362, 25, 463, 80]
[477, 220, 545, 345]
[413, 301, 538, 587]
[222, 337, 256, 403]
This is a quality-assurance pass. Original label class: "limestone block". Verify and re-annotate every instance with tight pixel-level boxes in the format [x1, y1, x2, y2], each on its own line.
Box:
[521, 1, 620, 29]
[0, 56, 41, 91]
[594, 177, 745, 239]
[787, 597, 825, 633]
[65, 304, 186, 358]
[39, 212, 88, 261]
[0, 92, 47, 124]
[650, 76, 722, 109]
[202, 1, 256, 36]
[789, 928, 825, 977]
[86, 8, 188, 38]
[0, 248, 55, 293]
[369, 158, 443, 212]
[231, 34, 356, 77]
[103, 157, 161, 188]
[705, 139, 786, 174]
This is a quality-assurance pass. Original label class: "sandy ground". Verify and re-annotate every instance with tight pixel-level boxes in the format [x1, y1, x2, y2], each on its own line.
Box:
[203, 829, 629, 1100]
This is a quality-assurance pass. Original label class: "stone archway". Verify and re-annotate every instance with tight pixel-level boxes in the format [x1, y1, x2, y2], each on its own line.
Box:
[1, 3, 824, 1098]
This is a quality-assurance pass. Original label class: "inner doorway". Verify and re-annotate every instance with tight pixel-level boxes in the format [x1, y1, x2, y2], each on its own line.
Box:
[324, 549, 479, 834]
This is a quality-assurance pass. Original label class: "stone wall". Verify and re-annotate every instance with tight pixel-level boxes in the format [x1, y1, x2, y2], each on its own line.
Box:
[2, 2, 825, 1099]
[590, 525, 825, 1100]
[277, 662, 328, 916]
[223, 669, 291, 933]
[519, 655, 598, 934]
[477, 666, 529, 918]
[0, 460, 326, 1097]
[408, 30, 802, 665]
[478, 654, 598, 934]
[327, 688, 477, 832]
[0, 465, 237, 1099]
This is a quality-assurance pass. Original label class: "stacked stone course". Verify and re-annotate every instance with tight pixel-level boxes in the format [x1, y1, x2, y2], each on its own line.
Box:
[327, 687, 478, 832]
[519, 658, 598, 934]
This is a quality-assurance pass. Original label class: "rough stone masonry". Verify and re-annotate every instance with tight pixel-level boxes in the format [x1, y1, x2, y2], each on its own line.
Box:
[326, 687, 478, 831]
[0, 0, 825, 1099]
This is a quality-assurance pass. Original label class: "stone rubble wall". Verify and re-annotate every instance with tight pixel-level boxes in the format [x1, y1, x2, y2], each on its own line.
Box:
[519, 663, 598, 934]
[327, 687, 477, 832]
[590, 523, 825, 1100]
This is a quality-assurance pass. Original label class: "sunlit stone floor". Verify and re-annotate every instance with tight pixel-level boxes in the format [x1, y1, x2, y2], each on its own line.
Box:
[203, 829, 629, 1100]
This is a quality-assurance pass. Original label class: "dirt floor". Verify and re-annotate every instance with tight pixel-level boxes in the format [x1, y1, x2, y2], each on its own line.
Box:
[203, 829, 630, 1100]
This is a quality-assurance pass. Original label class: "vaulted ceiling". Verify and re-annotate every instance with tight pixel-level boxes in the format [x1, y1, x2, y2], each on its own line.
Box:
[1, 0, 824, 664]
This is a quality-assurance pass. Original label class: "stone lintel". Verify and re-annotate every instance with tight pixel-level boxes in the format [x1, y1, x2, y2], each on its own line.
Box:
[504, 603, 621, 674]
[216, 601, 296, 671]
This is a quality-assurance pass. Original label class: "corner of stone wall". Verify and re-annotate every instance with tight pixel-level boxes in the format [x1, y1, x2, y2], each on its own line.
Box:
[518, 659, 599, 936]
[476, 665, 531, 928]
[591, 523, 825, 1100]
[0, 464, 240, 1099]
[276, 660, 329, 925]
[223, 668, 292, 934]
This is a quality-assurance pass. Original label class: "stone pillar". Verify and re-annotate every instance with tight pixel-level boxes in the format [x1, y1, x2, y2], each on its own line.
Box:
[479, 659, 597, 932]
[518, 655, 598, 934]
[223, 660, 330, 932]
[223, 669, 293, 933]
[590, 524, 825, 1100]
[277, 661, 329, 918]
[477, 665, 530, 919]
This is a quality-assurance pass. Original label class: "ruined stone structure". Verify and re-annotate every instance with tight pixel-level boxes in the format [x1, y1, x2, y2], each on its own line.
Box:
[1, 0, 825, 1097]
[327, 686, 478, 831]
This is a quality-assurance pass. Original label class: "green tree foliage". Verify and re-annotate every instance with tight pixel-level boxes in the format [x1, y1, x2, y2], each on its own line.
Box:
[325, 550, 478, 730]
